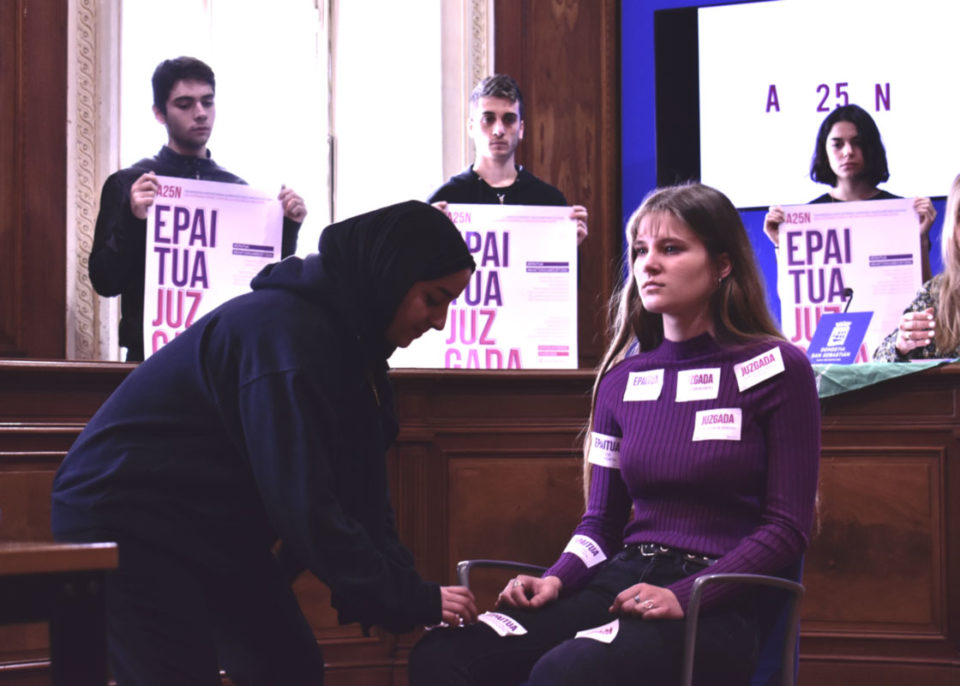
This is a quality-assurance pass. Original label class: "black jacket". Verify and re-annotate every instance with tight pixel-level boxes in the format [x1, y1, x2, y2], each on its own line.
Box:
[88, 146, 301, 360]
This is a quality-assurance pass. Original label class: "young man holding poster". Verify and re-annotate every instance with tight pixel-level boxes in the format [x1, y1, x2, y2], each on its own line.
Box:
[429, 74, 588, 245]
[88, 56, 307, 361]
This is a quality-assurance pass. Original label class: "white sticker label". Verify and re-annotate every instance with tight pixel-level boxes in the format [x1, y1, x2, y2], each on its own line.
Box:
[692, 408, 743, 442]
[675, 367, 721, 402]
[575, 619, 620, 643]
[735, 347, 785, 392]
[477, 612, 528, 637]
[588, 432, 621, 469]
[623, 369, 664, 401]
[562, 535, 607, 568]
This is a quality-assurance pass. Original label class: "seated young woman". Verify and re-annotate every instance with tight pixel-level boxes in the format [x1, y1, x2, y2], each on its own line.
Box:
[408, 183, 821, 686]
[875, 173, 960, 361]
[764, 104, 937, 281]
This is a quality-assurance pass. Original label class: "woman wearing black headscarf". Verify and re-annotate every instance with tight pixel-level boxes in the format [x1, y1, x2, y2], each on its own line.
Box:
[52, 201, 478, 685]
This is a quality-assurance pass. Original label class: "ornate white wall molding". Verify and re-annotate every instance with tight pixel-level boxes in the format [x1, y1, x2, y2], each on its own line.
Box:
[470, 0, 495, 87]
[440, 0, 493, 180]
[67, 0, 119, 360]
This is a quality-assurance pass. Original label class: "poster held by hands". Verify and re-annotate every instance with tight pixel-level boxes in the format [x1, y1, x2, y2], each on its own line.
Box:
[143, 175, 283, 358]
[777, 198, 921, 362]
[389, 203, 578, 369]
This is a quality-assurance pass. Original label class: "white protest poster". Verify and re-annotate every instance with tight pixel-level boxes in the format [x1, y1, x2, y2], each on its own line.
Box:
[143, 175, 283, 358]
[777, 198, 921, 362]
[389, 203, 577, 369]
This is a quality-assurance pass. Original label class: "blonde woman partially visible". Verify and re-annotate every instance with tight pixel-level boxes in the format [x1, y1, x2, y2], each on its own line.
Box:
[874, 174, 960, 361]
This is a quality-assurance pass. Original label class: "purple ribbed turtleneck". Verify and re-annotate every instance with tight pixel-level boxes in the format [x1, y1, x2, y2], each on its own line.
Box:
[544, 333, 820, 611]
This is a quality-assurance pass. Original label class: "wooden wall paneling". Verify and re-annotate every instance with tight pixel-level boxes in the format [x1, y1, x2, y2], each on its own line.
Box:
[390, 432, 451, 586]
[3, 362, 960, 683]
[447, 453, 582, 611]
[0, 0, 68, 359]
[385, 428, 452, 683]
[805, 449, 944, 632]
[0, 0, 24, 356]
[0, 361, 133, 423]
[796, 662, 959, 686]
[494, 0, 622, 368]
[803, 371, 960, 683]
[0, 361, 131, 679]
[23, 1, 67, 359]
[386, 369, 594, 682]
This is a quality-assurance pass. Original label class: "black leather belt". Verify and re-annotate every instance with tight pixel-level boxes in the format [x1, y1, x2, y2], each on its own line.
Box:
[630, 542, 717, 566]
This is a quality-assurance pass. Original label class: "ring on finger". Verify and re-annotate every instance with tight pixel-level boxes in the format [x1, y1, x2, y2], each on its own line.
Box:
[633, 594, 641, 604]
[642, 600, 655, 611]
[512, 578, 523, 589]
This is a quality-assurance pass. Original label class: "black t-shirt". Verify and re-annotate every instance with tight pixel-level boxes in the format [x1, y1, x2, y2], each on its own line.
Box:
[428, 166, 567, 206]
[809, 189, 900, 203]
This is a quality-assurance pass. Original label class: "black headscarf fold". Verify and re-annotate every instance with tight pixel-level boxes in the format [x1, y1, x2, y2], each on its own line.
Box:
[252, 200, 474, 361]
[319, 200, 475, 335]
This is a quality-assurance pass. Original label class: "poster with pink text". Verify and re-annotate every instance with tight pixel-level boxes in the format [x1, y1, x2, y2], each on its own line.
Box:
[389, 203, 577, 369]
[777, 198, 921, 363]
[143, 176, 283, 358]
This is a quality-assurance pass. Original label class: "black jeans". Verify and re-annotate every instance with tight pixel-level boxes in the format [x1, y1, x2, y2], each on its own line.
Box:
[66, 533, 325, 686]
[410, 547, 758, 686]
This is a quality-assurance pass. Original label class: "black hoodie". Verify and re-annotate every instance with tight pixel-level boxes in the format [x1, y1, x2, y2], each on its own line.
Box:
[53, 201, 475, 633]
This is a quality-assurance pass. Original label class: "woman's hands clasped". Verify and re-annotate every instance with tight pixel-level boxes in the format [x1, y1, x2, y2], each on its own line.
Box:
[493, 575, 684, 620]
[610, 583, 683, 620]
[496, 574, 562, 610]
[440, 586, 478, 626]
[895, 307, 936, 357]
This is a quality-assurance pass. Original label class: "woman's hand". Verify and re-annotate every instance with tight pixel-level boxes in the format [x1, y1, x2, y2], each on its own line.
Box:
[278, 185, 308, 223]
[570, 205, 589, 245]
[895, 307, 936, 357]
[440, 585, 478, 626]
[496, 574, 562, 610]
[763, 206, 784, 248]
[610, 583, 683, 620]
[915, 197, 937, 239]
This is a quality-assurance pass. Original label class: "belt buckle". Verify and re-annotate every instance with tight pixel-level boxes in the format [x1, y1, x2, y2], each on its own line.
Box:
[639, 543, 670, 557]
[683, 552, 715, 566]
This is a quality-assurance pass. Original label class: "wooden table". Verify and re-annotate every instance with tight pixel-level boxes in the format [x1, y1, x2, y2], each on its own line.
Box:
[0, 542, 118, 686]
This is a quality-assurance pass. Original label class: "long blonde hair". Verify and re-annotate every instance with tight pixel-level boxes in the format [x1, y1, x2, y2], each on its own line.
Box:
[582, 183, 783, 498]
[936, 174, 960, 353]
